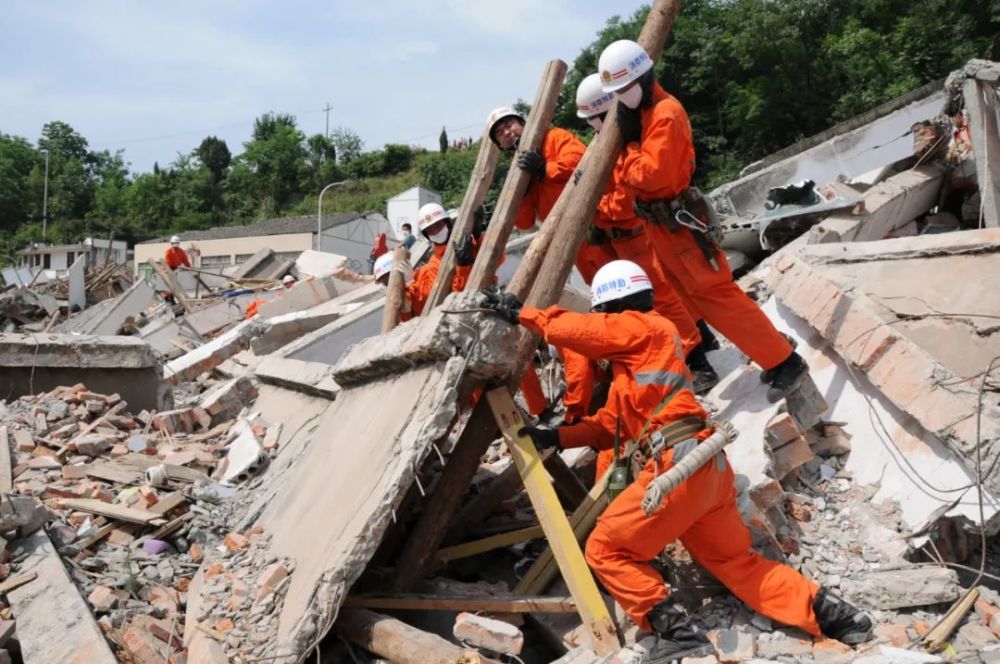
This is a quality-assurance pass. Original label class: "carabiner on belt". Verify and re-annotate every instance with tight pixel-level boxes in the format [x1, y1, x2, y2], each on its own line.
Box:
[674, 207, 709, 234]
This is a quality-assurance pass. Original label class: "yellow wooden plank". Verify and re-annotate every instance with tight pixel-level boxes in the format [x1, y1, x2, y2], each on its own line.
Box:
[486, 388, 620, 655]
[436, 525, 545, 563]
[514, 473, 609, 595]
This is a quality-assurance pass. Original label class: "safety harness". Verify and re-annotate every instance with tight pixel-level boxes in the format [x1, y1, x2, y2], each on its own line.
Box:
[633, 186, 723, 271]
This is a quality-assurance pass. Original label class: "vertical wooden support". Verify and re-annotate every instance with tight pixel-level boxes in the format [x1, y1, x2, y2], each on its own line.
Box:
[147, 259, 192, 312]
[466, 59, 568, 291]
[424, 134, 500, 312]
[486, 388, 619, 655]
[382, 247, 410, 333]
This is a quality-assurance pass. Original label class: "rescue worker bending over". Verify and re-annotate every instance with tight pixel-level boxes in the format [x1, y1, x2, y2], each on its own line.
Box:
[575, 74, 716, 393]
[480, 261, 872, 663]
[485, 106, 608, 284]
[595, 39, 809, 402]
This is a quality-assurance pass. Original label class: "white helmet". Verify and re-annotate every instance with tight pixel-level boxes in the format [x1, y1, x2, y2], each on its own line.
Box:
[598, 40, 654, 93]
[576, 73, 616, 119]
[486, 106, 524, 147]
[282, 275, 295, 285]
[373, 252, 394, 281]
[591, 260, 653, 309]
[417, 202, 450, 232]
[170, 235, 181, 245]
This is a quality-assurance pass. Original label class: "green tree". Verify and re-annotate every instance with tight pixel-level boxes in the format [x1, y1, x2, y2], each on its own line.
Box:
[439, 126, 448, 153]
[196, 136, 232, 181]
[329, 127, 364, 164]
[241, 113, 307, 210]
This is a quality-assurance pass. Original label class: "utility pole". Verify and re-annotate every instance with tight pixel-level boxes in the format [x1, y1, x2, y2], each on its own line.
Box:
[323, 102, 332, 138]
[41, 149, 50, 241]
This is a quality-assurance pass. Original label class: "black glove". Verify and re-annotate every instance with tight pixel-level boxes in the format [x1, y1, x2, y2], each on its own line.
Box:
[573, 168, 584, 186]
[586, 226, 607, 246]
[517, 149, 546, 179]
[616, 101, 642, 144]
[454, 233, 475, 267]
[518, 426, 561, 452]
[481, 288, 523, 325]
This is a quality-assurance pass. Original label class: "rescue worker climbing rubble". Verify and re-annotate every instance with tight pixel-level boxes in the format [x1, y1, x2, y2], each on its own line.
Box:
[485, 106, 609, 284]
[575, 73, 718, 393]
[479, 261, 872, 663]
[595, 39, 810, 402]
[164, 235, 191, 271]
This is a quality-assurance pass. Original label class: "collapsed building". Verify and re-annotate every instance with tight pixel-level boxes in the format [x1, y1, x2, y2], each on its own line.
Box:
[0, 50, 999, 664]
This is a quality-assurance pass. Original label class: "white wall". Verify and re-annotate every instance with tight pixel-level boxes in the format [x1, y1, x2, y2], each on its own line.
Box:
[320, 215, 394, 274]
[386, 186, 441, 240]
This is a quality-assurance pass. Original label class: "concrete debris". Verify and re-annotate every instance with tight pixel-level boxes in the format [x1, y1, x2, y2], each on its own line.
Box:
[454, 611, 525, 655]
[839, 568, 961, 610]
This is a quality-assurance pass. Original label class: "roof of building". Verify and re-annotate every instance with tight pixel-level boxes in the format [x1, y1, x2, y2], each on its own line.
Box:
[138, 212, 385, 245]
[16, 243, 88, 255]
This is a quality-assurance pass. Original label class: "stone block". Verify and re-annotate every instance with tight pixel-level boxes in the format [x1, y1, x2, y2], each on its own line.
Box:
[198, 376, 258, 426]
[840, 568, 960, 610]
[709, 628, 755, 662]
[959, 622, 998, 649]
[151, 407, 210, 435]
[453, 612, 524, 655]
[12, 429, 34, 452]
[74, 434, 112, 457]
[756, 632, 812, 659]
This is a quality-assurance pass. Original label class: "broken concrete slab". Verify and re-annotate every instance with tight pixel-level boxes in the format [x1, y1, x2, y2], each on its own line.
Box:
[165, 318, 263, 384]
[7, 530, 117, 663]
[332, 291, 518, 387]
[232, 247, 276, 280]
[67, 255, 86, 312]
[0, 333, 170, 411]
[764, 230, 1000, 494]
[80, 278, 156, 336]
[279, 297, 386, 366]
[293, 249, 348, 278]
[839, 568, 961, 610]
[808, 164, 946, 243]
[199, 375, 258, 425]
[254, 356, 340, 399]
[250, 299, 367, 356]
[256, 271, 365, 321]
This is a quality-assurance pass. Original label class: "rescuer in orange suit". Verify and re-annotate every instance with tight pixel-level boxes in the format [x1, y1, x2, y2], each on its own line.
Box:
[479, 261, 873, 663]
[164, 235, 191, 271]
[403, 202, 548, 415]
[574, 73, 717, 393]
[485, 107, 612, 284]
[597, 40, 809, 403]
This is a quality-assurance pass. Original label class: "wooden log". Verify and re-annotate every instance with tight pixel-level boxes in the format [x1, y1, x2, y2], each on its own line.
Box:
[465, 59, 568, 291]
[147, 259, 193, 312]
[445, 448, 555, 544]
[487, 389, 619, 655]
[382, 247, 410, 333]
[424, 132, 501, 312]
[335, 607, 498, 664]
[344, 593, 576, 614]
[392, 399, 498, 592]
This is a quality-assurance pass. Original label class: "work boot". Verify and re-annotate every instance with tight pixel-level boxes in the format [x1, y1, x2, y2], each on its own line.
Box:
[759, 333, 799, 383]
[695, 320, 721, 352]
[642, 600, 714, 663]
[686, 346, 720, 396]
[813, 587, 874, 645]
[763, 351, 808, 403]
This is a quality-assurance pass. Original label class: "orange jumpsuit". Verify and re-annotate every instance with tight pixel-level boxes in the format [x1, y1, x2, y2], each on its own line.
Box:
[620, 84, 793, 370]
[511, 128, 608, 285]
[595, 155, 700, 355]
[519, 305, 822, 635]
[406, 243, 547, 414]
[164, 246, 190, 271]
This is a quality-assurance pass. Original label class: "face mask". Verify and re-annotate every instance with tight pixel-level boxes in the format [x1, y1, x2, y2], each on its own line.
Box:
[587, 117, 603, 132]
[618, 84, 643, 110]
[427, 227, 449, 244]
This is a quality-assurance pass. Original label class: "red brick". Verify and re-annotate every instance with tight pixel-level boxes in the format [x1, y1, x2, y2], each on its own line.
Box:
[189, 543, 203, 563]
[88, 585, 117, 612]
[764, 413, 803, 448]
[148, 586, 180, 616]
[770, 436, 814, 479]
[750, 479, 784, 510]
[255, 562, 289, 601]
[122, 626, 165, 664]
[224, 532, 249, 551]
[977, 599, 1000, 625]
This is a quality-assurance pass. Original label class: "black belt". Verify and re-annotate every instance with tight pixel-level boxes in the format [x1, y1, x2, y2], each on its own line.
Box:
[634, 195, 719, 271]
[608, 226, 644, 240]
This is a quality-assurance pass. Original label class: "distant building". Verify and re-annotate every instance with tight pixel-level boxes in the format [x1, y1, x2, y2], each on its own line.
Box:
[386, 186, 441, 240]
[14, 237, 129, 275]
[133, 212, 393, 276]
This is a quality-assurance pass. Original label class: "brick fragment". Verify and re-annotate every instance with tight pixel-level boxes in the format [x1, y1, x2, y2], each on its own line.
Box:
[873, 624, 908, 647]
[148, 585, 180, 616]
[187, 631, 228, 664]
[770, 436, 814, 479]
[122, 625, 165, 664]
[255, 562, 289, 601]
[88, 585, 117, 612]
[764, 413, 803, 448]
[224, 532, 249, 551]
[74, 434, 111, 457]
[189, 543, 203, 562]
[12, 429, 35, 452]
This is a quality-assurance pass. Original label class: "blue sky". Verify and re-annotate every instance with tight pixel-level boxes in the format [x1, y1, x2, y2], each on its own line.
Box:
[1, 0, 646, 173]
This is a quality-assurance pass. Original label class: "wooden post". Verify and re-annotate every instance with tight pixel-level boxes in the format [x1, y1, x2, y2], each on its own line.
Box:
[486, 389, 619, 655]
[382, 247, 410, 333]
[335, 607, 499, 664]
[424, 134, 500, 312]
[147, 259, 193, 312]
[465, 59, 568, 291]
